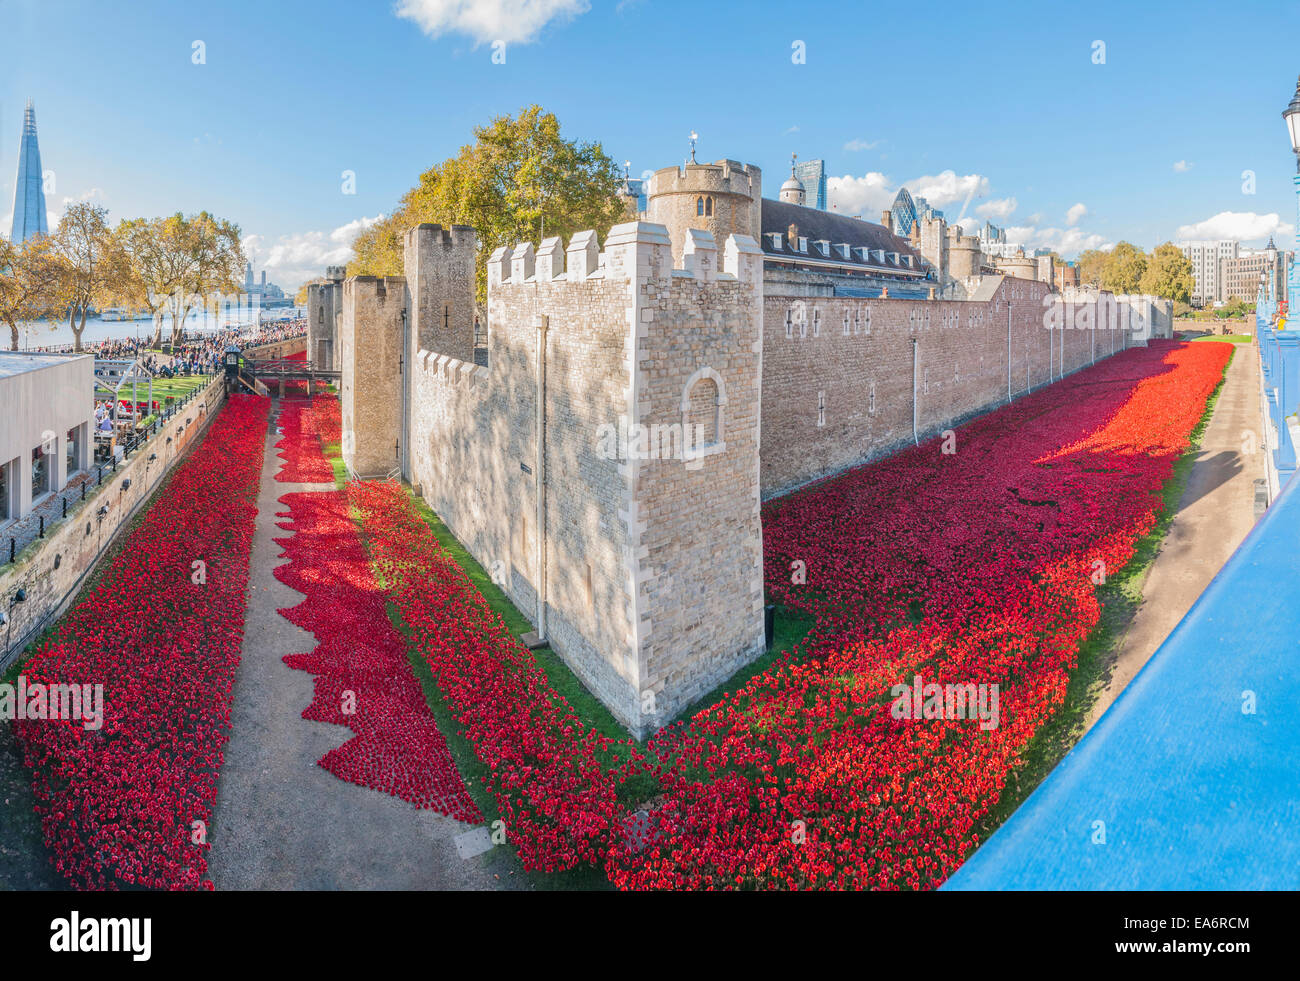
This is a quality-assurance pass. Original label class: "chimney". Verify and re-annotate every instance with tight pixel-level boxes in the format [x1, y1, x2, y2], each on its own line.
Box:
[882, 209, 892, 229]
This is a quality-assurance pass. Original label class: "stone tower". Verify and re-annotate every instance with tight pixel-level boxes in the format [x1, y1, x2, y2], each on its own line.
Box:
[645, 159, 761, 270]
[306, 265, 346, 370]
[403, 223, 476, 362]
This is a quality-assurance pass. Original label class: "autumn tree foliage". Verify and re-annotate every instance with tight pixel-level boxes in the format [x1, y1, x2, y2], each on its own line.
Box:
[348, 106, 626, 303]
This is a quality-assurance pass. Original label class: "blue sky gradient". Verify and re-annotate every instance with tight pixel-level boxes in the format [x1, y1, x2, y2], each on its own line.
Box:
[2, 0, 1299, 287]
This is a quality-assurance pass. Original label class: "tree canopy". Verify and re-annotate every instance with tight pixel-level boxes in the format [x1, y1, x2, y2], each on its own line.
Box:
[348, 105, 626, 303]
[1138, 242, 1195, 303]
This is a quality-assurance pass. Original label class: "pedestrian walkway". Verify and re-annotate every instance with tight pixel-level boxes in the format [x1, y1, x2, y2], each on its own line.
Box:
[1086, 340, 1264, 728]
[209, 400, 521, 890]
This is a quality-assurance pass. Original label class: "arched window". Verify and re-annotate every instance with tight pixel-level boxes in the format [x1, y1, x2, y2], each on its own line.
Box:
[681, 366, 727, 461]
[697, 196, 705, 216]
[705, 196, 714, 217]
[812, 308, 821, 337]
[785, 308, 793, 339]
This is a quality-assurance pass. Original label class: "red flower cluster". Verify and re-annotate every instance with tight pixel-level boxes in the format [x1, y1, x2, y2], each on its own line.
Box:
[309, 394, 341, 451]
[346, 342, 1229, 889]
[607, 341, 1232, 889]
[274, 400, 334, 483]
[349, 481, 628, 871]
[273, 489, 479, 820]
[15, 394, 270, 890]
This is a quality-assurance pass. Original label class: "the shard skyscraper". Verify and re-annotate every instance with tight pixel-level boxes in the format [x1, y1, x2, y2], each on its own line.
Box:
[10, 100, 49, 243]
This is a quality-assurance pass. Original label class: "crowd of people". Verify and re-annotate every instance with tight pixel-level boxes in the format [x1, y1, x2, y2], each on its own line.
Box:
[30, 317, 308, 364]
[82, 319, 309, 436]
[166, 319, 309, 374]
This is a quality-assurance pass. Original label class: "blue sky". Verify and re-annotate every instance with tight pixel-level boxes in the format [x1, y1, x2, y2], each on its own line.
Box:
[3, 0, 1299, 289]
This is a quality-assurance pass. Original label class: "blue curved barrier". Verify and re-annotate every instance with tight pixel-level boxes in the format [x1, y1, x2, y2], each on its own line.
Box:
[944, 471, 1300, 890]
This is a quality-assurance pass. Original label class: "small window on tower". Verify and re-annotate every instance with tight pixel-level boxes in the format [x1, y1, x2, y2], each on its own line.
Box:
[705, 196, 713, 217]
[697, 197, 705, 216]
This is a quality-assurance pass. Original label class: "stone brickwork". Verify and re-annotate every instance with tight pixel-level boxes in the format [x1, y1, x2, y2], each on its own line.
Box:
[760, 277, 1131, 497]
[0, 376, 226, 670]
[404, 224, 475, 362]
[346, 221, 766, 738]
[242, 336, 308, 361]
[645, 160, 761, 270]
[340, 210, 1151, 738]
[306, 265, 345, 370]
[340, 276, 405, 478]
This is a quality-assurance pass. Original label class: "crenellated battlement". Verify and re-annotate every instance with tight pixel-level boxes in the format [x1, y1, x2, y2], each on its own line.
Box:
[413, 349, 490, 388]
[487, 221, 763, 289]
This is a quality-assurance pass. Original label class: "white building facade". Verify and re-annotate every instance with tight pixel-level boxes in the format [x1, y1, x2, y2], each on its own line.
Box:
[0, 353, 94, 525]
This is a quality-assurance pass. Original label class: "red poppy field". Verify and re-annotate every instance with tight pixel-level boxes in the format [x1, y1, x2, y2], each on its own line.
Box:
[9, 339, 1231, 891]
[351, 340, 1232, 889]
[275, 399, 336, 483]
[14, 394, 269, 890]
[273, 487, 479, 820]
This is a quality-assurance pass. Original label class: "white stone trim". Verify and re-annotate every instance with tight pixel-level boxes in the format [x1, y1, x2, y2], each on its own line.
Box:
[680, 365, 727, 460]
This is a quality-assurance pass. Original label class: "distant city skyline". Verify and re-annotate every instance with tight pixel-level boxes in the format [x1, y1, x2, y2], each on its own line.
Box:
[2, 0, 1299, 290]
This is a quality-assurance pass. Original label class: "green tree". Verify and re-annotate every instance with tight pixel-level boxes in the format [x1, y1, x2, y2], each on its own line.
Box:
[349, 105, 625, 303]
[1138, 241, 1195, 302]
[1076, 249, 1107, 288]
[1102, 241, 1148, 295]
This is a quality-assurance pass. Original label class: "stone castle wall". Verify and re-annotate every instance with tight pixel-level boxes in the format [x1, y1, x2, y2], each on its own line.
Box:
[340, 276, 405, 478]
[388, 222, 766, 737]
[759, 277, 1132, 497]
[340, 217, 1157, 738]
[0, 375, 226, 671]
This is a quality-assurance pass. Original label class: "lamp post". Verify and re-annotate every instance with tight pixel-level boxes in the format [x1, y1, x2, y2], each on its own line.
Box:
[1282, 74, 1300, 305]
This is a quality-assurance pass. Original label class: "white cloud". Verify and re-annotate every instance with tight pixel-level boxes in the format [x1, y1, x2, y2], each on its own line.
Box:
[1173, 160, 1192, 172]
[394, 0, 589, 45]
[61, 187, 105, 207]
[1005, 223, 1110, 255]
[904, 170, 990, 209]
[827, 169, 993, 219]
[1175, 210, 1292, 243]
[241, 215, 384, 291]
[975, 197, 1017, 220]
[843, 138, 881, 152]
[1065, 202, 1087, 226]
[827, 171, 896, 216]
[785, 125, 800, 134]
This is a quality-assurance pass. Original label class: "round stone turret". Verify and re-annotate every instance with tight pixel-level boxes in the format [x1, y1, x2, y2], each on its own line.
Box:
[645, 159, 762, 269]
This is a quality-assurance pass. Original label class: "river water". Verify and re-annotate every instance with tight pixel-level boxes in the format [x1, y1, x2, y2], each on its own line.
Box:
[11, 306, 307, 350]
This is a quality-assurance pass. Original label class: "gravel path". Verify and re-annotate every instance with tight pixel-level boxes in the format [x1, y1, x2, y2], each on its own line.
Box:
[208, 402, 521, 890]
[1086, 341, 1265, 728]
